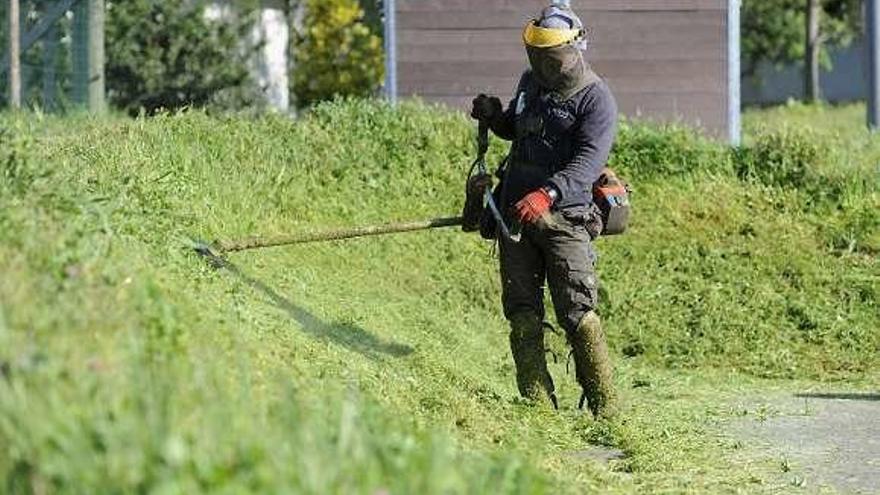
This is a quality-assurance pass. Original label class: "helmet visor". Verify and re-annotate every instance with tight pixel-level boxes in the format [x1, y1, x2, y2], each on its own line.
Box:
[523, 22, 581, 48]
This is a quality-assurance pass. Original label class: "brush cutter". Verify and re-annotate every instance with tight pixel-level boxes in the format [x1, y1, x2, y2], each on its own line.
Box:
[190, 216, 464, 258]
[192, 122, 518, 259]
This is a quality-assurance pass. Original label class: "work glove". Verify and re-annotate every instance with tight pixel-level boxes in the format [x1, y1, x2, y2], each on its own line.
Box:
[470, 94, 503, 123]
[513, 188, 555, 224]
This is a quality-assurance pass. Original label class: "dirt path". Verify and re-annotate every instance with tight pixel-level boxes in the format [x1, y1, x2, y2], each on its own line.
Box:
[731, 392, 880, 494]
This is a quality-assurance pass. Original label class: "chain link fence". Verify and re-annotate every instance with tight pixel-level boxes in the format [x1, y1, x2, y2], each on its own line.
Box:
[1, 0, 95, 111]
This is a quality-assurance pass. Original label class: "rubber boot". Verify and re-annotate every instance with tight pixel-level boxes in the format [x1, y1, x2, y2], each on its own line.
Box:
[567, 311, 616, 418]
[509, 311, 558, 409]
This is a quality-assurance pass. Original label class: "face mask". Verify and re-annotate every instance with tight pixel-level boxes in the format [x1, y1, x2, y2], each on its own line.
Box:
[526, 43, 589, 98]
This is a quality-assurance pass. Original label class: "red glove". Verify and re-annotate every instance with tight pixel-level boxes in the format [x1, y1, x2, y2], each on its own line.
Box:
[514, 188, 554, 224]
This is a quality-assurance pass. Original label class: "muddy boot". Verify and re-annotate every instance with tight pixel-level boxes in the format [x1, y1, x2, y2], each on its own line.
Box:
[568, 311, 616, 419]
[509, 311, 558, 409]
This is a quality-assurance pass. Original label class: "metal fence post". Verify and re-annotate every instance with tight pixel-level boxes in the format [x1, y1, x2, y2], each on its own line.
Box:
[868, 0, 880, 130]
[383, 0, 397, 105]
[71, 0, 104, 113]
[727, 0, 741, 145]
[88, 0, 105, 114]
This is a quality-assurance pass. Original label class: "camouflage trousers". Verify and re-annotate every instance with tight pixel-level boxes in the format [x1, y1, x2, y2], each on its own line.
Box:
[500, 205, 616, 414]
[499, 205, 599, 332]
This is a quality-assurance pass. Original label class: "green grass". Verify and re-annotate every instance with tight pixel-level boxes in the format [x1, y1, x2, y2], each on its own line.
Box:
[744, 101, 869, 138]
[743, 101, 880, 189]
[741, 102, 880, 256]
[0, 100, 877, 493]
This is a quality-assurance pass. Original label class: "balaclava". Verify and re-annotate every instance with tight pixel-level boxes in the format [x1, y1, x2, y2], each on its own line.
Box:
[523, 1, 594, 99]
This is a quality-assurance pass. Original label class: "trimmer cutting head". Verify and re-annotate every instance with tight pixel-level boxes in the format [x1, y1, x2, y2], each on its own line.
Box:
[190, 238, 217, 256]
[188, 237, 226, 268]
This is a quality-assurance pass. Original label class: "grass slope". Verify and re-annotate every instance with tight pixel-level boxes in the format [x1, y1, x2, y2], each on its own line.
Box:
[0, 100, 877, 493]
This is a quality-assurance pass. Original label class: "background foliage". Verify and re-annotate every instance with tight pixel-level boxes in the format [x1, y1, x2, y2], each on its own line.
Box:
[0, 0, 76, 111]
[293, 0, 385, 108]
[0, 0, 385, 113]
[741, 0, 862, 77]
[5, 0, 869, 112]
[105, 0, 257, 115]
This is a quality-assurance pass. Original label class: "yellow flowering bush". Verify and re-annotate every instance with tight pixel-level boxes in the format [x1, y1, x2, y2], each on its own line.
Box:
[294, 0, 385, 107]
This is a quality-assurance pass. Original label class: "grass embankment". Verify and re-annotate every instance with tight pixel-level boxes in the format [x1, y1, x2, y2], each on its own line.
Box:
[0, 100, 877, 493]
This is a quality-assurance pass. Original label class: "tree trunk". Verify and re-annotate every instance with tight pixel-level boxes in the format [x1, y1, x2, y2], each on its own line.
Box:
[805, 0, 822, 102]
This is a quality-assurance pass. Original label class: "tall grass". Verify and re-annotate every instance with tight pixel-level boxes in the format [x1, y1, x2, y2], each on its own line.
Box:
[0, 100, 876, 493]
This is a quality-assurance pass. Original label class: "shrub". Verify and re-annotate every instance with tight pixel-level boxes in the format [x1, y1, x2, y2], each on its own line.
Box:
[105, 0, 256, 115]
[293, 0, 385, 108]
[609, 119, 732, 180]
[734, 126, 829, 189]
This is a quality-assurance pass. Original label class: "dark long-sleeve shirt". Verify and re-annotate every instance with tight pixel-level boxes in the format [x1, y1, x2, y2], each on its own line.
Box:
[489, 71, 618, 210]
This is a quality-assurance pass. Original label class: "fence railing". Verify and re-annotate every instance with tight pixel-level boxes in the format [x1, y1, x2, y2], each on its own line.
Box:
[2, 0, 104, 112]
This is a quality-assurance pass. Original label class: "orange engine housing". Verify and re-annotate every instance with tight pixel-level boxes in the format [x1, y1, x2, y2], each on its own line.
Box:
[592, 168, 630, 236]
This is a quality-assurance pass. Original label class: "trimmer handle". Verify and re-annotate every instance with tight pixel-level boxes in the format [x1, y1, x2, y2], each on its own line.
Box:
[477, 121, 490, 159]
[473, 120, 521, 243]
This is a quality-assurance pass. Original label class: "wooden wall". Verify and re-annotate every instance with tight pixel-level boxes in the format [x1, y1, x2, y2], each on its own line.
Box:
[397, 0, 730, 137]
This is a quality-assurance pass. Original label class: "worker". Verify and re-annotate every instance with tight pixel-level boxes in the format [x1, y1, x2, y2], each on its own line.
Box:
[468, 0, 618, 418]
